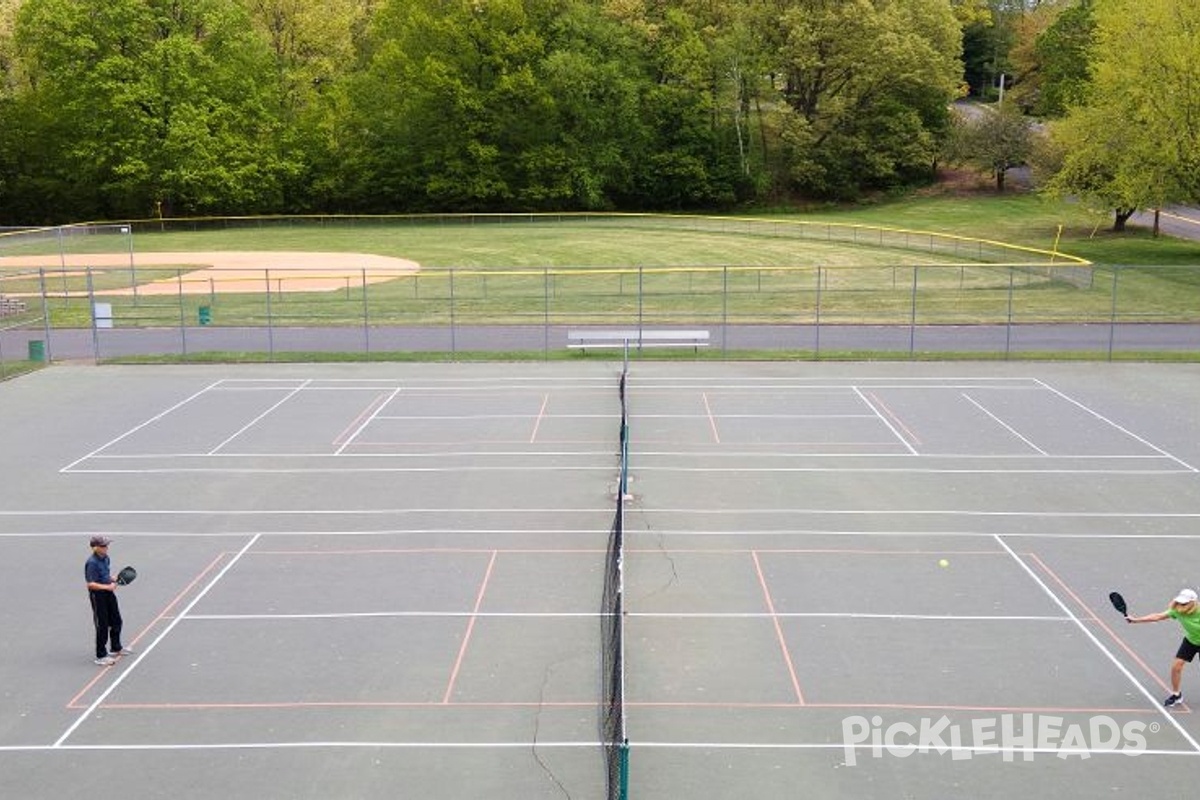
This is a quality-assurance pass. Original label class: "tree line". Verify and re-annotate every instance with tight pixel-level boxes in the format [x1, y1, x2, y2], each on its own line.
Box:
[0, 0, 1195, 227]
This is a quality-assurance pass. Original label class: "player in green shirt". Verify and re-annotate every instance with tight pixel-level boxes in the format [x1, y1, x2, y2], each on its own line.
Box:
[1128, 588, 1200, 707]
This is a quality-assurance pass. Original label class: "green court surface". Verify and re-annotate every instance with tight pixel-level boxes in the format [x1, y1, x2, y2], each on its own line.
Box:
[3, 361, 1200, 799]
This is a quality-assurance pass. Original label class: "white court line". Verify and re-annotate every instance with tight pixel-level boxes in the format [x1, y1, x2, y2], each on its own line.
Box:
[632, 383, 1045, 392]
[215, 378, 618, 386]
[0, 507, 616, 515]
[961, 392, 1047, 455]
[53, 534, 263, 748]
[616, 530, 1200, 540]
[1, 741, 1195, 756]
[636, 507, 1200, 518]
[993, 534, 1200, 754]
[700, 414, 879, 419]
[10, 507, 1200, 523]
[208, 380, 311, 455]
[60, 381, 221, 472]
[853, 387, 918, 455]
[633, 466, 1187, 475]
[60, 465, 623, 475]
[9, 529, 1200, 540]
[630, 452, 1172, 459]
[10, 506, 1200, 518]
[634, 742, 1196, 756]
[336, 386, 402, 454]
[87, 450, 619, 458]
[189, 618, 609, 623]
[370, 413, 878, 420]
[1034, 378, 1198, 472]
[630, 378, 1043, 385]
[181, 611, 1072, 621]
[637, 613, 1070, 621]
[65, 459, 1188, 476]
[4, 742, 600, 752]
[374, 417, 556, 422]
[0, 529, 617, 539]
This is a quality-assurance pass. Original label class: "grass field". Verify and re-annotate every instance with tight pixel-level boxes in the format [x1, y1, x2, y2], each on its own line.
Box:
[1, 200, 1198, 333]
[3, 212, 1064, 267]
[799, 193, 1200, 266]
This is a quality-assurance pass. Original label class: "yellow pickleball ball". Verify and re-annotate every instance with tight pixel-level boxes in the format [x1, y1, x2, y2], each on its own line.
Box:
[938, 559, 950, 568]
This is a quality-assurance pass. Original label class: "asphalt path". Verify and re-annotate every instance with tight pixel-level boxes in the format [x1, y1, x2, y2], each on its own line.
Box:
[4, 322, 1200, 363]
[1131, 206, 1200, 241]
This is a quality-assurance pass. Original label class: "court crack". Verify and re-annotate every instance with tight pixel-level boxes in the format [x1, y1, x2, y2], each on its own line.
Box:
[532, 660, 572, 800]
[633, 512, 678, 601]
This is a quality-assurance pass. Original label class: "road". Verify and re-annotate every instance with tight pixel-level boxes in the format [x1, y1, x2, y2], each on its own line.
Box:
[3, 322, 1199, 364]
[1131, 206, 1200, 241]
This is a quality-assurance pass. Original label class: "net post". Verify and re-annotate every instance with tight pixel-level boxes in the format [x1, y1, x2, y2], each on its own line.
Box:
[619, 739, 630, 800]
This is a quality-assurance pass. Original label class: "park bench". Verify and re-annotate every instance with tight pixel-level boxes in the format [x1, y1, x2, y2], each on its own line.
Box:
[567, 329, 710, 353]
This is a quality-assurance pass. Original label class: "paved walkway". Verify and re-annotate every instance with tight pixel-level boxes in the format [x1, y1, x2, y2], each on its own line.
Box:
[4, 322, 1199, 363]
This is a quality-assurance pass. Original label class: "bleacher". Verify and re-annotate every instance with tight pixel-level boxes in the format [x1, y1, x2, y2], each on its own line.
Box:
[0, 295, 28, 316]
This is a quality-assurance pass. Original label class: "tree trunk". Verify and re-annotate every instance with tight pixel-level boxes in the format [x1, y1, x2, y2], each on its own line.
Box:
[1112, 208, 1136, 231]
[995, 168, 1006, 192]
[1153, 208, 1161, 236]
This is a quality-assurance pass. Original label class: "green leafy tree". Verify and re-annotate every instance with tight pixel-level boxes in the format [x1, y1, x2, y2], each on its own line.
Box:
[10, 0, 286, 220]
[237, 0, 374, 210]
[1043, 105, 1155, 230]
[759, 0, 962, 198]
[960, 1, 1011, 99]
[536, 2, 652, 207]
[951, 105, 1034, 190]
[1045, 0, 1200, 229]
[346, 0, 557, 210]
[0, 0, 18, 205]
[1021, 0, 1094, 117]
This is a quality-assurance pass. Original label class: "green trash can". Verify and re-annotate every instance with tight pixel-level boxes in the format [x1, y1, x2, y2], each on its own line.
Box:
[198, 306, 212, 326]
[28, 339, 45, 362]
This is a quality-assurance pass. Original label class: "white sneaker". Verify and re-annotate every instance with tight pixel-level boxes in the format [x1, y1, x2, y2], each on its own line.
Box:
[94, 655, 116, 666]
[112, 647, 134, 657]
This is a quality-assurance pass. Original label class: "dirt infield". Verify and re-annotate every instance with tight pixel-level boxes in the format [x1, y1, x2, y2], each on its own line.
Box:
[0, 251, 421, 295]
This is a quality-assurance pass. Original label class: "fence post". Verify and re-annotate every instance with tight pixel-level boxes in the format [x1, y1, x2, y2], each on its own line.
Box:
[38, 268, 53, 362]
[1005, 267, 1015, 359]
[56, 227, 69, 302]
[637, 266, 644, 353]
[177, 268, 188, 358]
[124, 224, 138, 306]
[814, 267, 822, 359]
[449, 268, 457, 355]
[87, 268, 100, 362]
[722, 266, 729, 356]
[362, 268, 370, 355]
[265, 268, 274, 361]
[1108, 266, 1120, 361]
[543, 266, 550, 359]
[908, 267, 918, 356]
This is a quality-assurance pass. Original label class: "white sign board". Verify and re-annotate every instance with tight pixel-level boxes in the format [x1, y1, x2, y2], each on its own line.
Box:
[93, 302, 113, 329]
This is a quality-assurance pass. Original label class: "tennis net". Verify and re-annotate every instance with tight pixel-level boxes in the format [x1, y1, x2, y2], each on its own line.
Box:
[601, 367, 630, 800]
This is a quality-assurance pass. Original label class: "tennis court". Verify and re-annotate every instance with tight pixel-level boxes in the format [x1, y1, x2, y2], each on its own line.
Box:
[3, 361, 1200, 798]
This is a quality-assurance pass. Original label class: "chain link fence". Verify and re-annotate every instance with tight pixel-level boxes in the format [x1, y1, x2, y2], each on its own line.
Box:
[2, 215, 1197, 371]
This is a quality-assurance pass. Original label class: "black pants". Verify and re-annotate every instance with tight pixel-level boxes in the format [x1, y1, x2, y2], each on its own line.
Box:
[89, 590, 123, 658]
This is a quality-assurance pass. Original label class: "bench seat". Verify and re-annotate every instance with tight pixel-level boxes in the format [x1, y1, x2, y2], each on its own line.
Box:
[567, 329, 709, 351]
